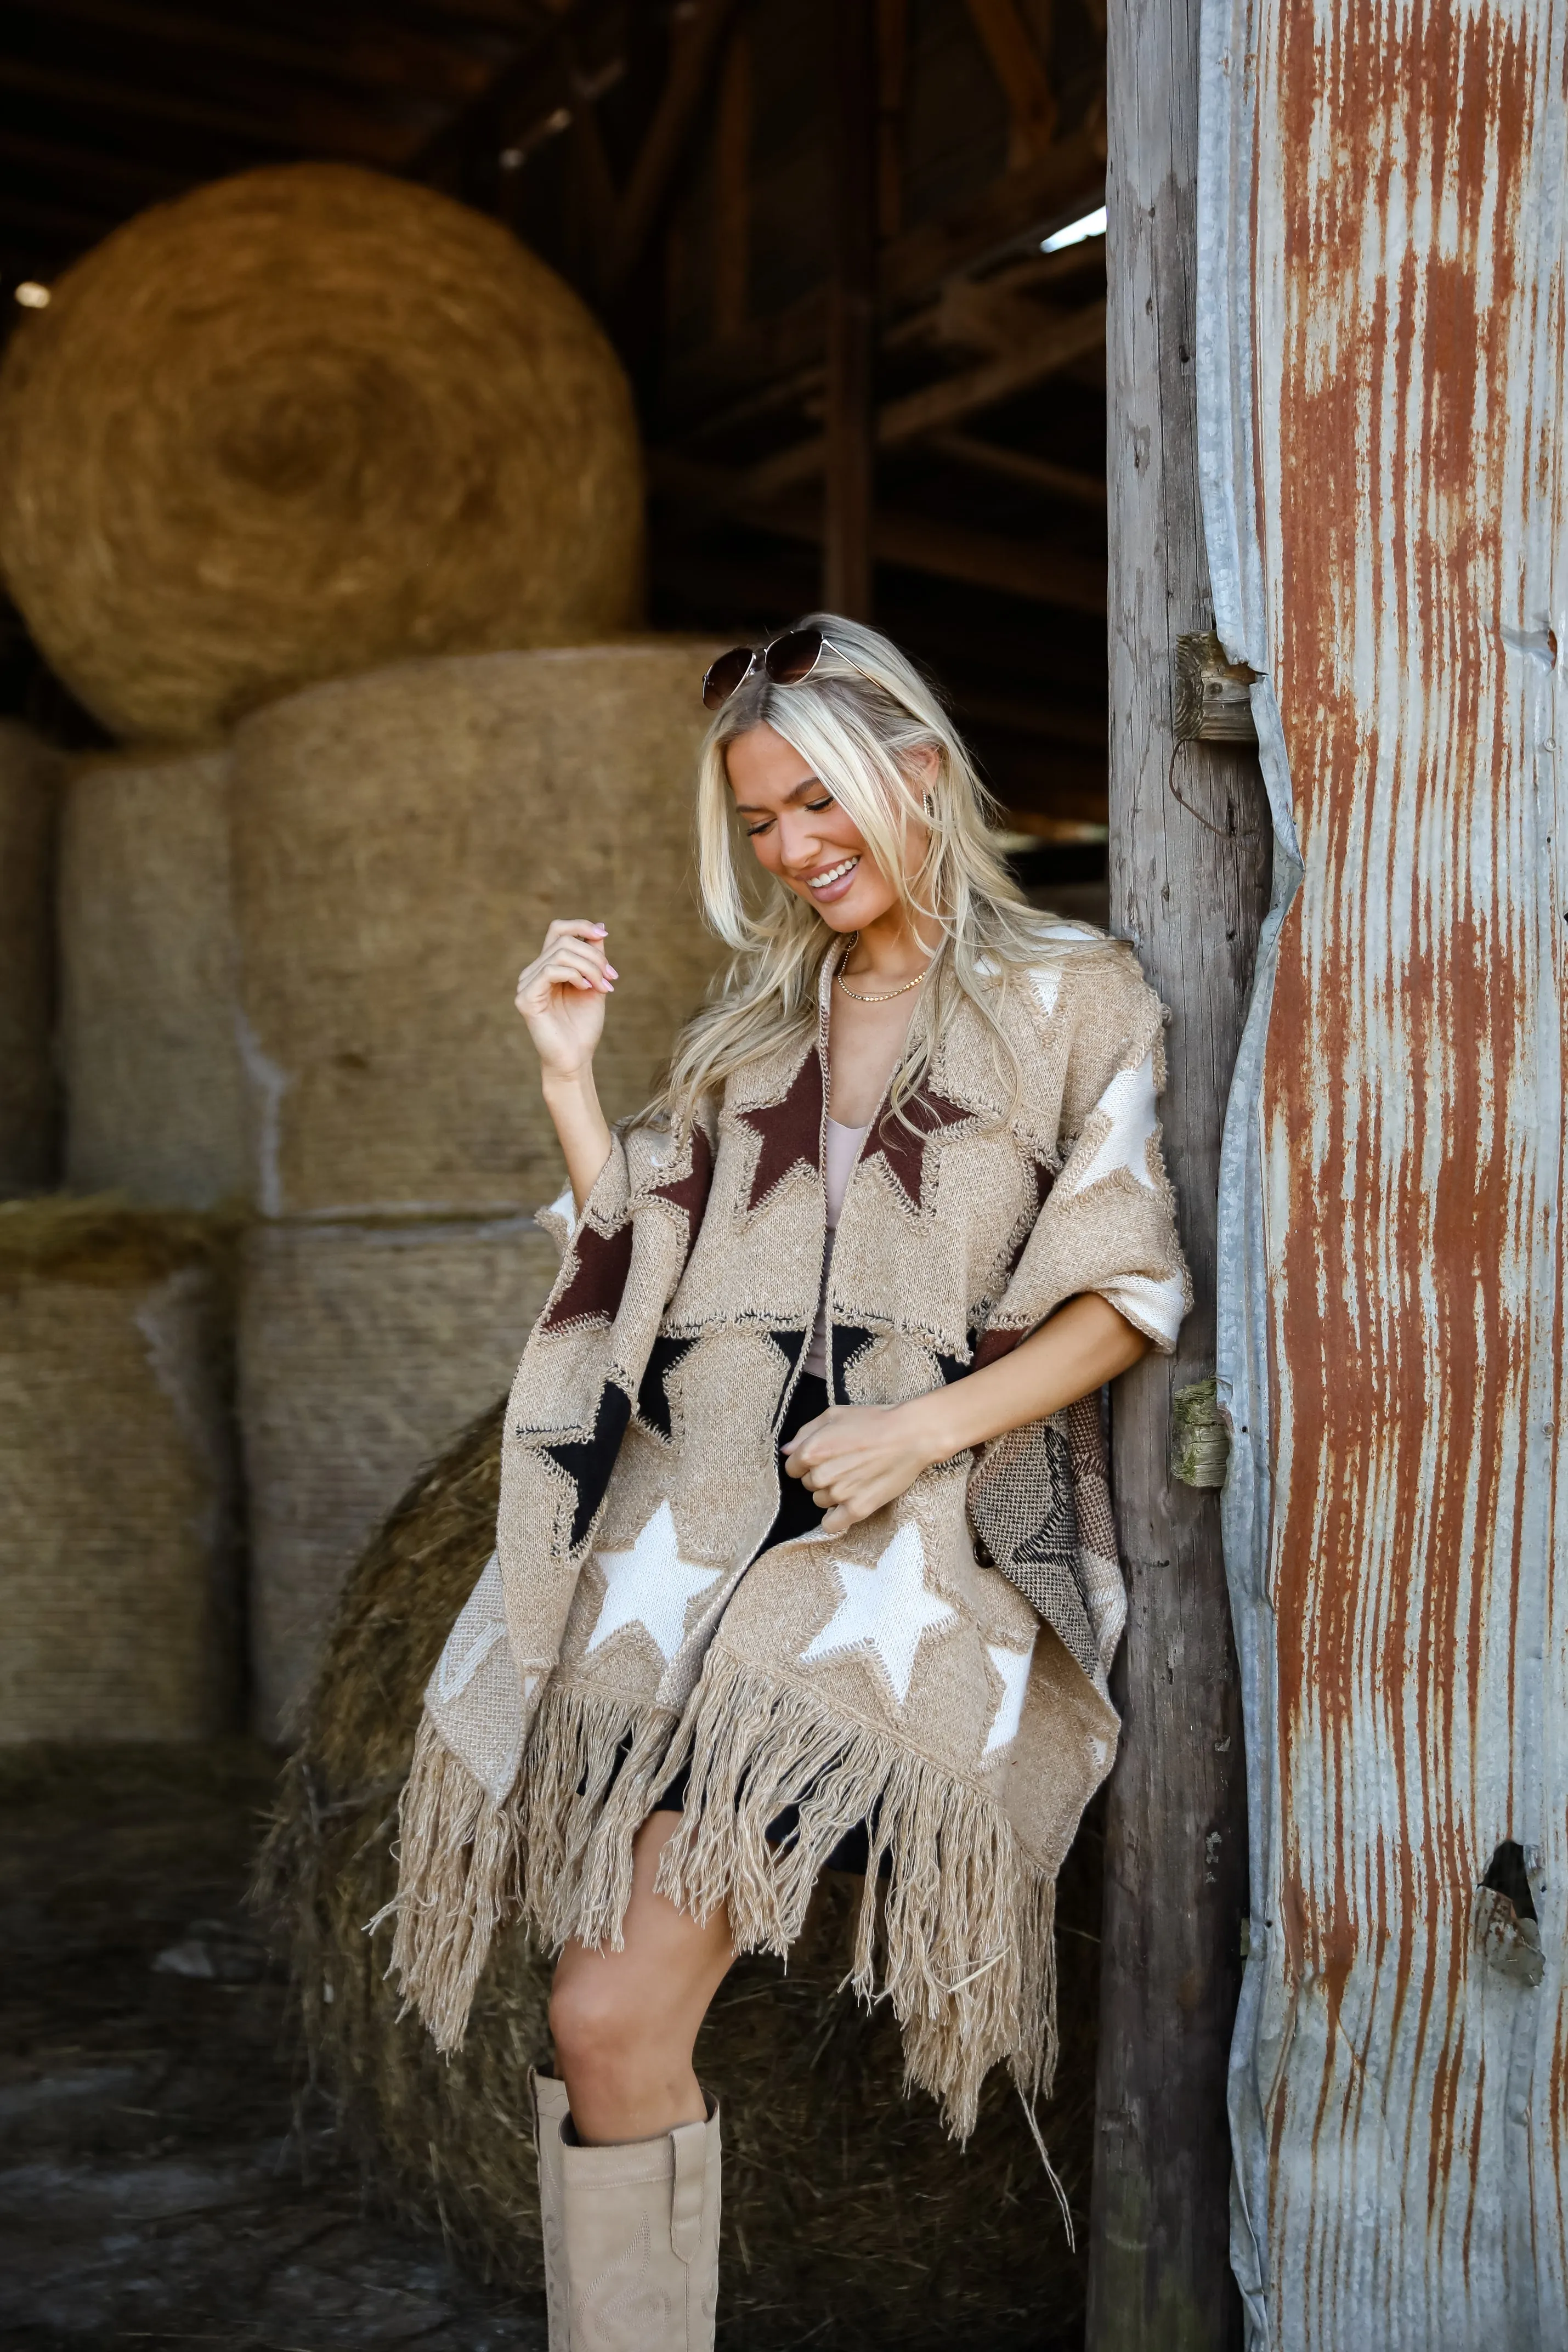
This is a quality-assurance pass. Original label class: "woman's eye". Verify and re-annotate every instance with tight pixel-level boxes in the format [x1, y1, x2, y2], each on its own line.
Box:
[745, 820, 773, 838]
[805, 797, 834, 812]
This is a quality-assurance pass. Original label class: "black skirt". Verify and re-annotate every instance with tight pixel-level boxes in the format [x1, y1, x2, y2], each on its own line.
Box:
[653, 1371, 878, 1876]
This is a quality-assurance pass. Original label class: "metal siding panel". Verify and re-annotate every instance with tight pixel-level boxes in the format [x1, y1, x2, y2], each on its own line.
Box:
[1198, 2, 1568, 2344]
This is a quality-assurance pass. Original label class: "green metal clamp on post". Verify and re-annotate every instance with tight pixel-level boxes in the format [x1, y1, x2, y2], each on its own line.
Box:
[1169, 1378, 1230, 1490]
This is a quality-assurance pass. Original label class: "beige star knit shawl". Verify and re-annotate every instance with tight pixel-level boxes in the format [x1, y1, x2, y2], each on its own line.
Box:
[388, 928, 1189, 2135]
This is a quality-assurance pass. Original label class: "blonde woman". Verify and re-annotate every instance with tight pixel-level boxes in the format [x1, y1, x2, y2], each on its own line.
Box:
[390, 617, 1189, 2350]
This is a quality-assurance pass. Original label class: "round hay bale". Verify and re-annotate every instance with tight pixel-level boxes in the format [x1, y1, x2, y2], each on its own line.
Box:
[229, 640, 723, 1219]
[239, 1212, 559, 1742]
[60, 744, 247, 1208]
[0, 721, 60, 1195]
[258, 1411, 1100, 2350]
[0, 1197, 240, 1740]
[0, 165, 644, 744]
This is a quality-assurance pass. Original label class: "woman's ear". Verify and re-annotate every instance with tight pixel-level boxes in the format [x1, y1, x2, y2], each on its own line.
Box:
[904, 744, 941, 812]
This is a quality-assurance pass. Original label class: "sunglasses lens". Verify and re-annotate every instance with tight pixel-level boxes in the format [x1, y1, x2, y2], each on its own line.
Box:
[764, 626, 824, 686]
[702, 646, 755, 709]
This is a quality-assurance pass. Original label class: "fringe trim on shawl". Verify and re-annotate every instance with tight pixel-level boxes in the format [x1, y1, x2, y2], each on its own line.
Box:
[515, 1680, 677, 1953]
[381, 1715, 522, 2054]
[384, 1667, 1061, 2138]
[652, 1650, 1059, 2140]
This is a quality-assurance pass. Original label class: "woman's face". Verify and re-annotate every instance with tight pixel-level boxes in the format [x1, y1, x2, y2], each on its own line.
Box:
[725, 722, 920, 934]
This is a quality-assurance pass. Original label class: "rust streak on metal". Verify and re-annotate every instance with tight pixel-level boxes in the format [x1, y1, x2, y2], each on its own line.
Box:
[1204, 0, 1567, 2339]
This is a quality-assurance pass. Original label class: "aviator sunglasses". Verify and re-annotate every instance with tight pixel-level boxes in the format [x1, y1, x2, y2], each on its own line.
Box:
[701, 625, 840, 710]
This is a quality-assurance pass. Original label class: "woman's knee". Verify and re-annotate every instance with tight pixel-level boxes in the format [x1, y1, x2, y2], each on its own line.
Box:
[549, 1959, 654, 2076]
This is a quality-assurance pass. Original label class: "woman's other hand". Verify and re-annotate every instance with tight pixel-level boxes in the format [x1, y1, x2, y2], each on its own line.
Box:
[515, 918, 617, 1081]
[782, 1403, 938, 1536]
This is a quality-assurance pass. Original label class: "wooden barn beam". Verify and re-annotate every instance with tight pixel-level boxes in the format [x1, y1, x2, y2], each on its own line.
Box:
[824, 0, 879, 618]
[1086, 0, 1266, 2342]
[964, 0, 1058, 158]
[0, 57, 414, 165]
[4, 0, 494, 101]
[926, 428, 1106, 509]
[662, 125, 1105, 415]
[876, 0, 908, 241]
[744, 296, 1105, 501]
[712, 25, 751, 338]
[603, 0, 742, 294]
[649, 454, 1105, 612]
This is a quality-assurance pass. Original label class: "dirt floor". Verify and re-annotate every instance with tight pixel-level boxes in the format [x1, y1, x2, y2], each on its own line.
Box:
[0, 1744, 545, 2352]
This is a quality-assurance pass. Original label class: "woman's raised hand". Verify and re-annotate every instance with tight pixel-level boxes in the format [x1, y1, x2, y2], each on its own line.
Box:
[514, 919, 618, 1081]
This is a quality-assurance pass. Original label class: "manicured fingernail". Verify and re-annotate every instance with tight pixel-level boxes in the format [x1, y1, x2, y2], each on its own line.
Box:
[605, 966, 619, 979]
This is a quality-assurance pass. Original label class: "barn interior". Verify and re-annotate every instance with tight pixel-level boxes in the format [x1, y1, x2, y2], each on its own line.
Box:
[0, 8, 1113, 2348]
[0, 0, 1110, 914]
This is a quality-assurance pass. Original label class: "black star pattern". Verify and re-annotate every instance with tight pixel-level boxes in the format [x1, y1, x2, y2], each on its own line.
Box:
[765, 1327, 807, 1378]
[829, 1321, 877, 1399]
[861, 1087, 973, 1215]
[635, 1334, 699, 1444]
[536, 1383, 632, 1551]
[734, 1048, 824, 1214]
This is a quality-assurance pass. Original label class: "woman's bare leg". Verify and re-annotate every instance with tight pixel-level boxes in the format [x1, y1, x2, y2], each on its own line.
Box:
[549, 1811, 733, 2146]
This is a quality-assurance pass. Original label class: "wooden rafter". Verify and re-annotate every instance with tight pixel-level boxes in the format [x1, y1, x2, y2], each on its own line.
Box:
[0, 56, 416, 165]
[964, 0, 1057, 159]
[649, 453, 1106, 614]
[741, 296, 1106, 500]
[663, 127, 1104, 415]
[604, 0, 742, 293]
[926, 428, 1106, 508]
[711, 25, 750, 337]
[4, 0, 494, 101]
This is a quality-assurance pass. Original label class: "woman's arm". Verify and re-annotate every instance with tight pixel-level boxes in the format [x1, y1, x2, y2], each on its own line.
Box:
[514, 918, 617, 1209]
[784, 1293, 1150, 1536]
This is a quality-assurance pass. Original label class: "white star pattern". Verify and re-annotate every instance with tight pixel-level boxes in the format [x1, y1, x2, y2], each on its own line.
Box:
[981, 1636, 1035, 1758]
[801, 1523, 956, 1707]
[1065, 1051, 1160, 1195]
[586, 1501, 721, 1665]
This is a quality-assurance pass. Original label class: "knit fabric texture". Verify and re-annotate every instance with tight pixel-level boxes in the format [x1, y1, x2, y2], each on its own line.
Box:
[388, 928, 1190, 2135]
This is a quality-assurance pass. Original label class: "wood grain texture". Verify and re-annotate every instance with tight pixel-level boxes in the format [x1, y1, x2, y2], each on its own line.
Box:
[1088, 0, 1268, 2340]
[1202, 2, 1568, 2343]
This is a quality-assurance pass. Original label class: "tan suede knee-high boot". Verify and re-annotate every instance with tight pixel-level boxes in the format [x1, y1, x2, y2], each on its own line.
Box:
[530, 2070, 571, 2352]
[559, 2096, 721, 2352]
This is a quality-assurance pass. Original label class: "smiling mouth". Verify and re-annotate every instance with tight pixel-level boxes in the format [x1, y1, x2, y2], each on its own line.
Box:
[804, 855, 859, 896]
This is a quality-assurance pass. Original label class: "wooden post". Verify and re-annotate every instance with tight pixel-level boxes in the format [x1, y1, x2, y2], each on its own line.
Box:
[1086, 0, 1270, 2343]
[824, 0, 877, 620]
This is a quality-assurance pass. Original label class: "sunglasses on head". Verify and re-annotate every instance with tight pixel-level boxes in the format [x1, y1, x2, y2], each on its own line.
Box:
[701, 625, 836, 710]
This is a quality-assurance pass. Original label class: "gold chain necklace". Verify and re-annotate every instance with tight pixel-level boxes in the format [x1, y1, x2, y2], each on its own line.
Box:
[835, 945, 933, 1003]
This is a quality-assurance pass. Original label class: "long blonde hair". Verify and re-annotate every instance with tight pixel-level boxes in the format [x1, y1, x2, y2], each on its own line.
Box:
[650, 614, 1078, 1129]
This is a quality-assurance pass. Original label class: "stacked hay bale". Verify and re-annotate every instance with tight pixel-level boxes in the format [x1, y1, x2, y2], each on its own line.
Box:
[259, 1404, 1099, 2352]
[0, 721, 61, 1195]
[0, 1198, 240, 1739]
[0, 163, 644, 743]
[230, 641, 721, 1737]
[58, 745, 246, 1208]
[0, 162, 694, 1744]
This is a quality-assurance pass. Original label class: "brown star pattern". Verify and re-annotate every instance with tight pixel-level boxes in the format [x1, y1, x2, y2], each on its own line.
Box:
[650, 1124, 714, 1231]
[861, 1087, 973, 1214]
[735, 1048, 824, 1214]
[540, 1220, 634, 1335]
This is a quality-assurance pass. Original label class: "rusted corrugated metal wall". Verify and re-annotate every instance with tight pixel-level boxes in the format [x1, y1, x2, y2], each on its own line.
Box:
[1198, 2, 1567, 2344]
